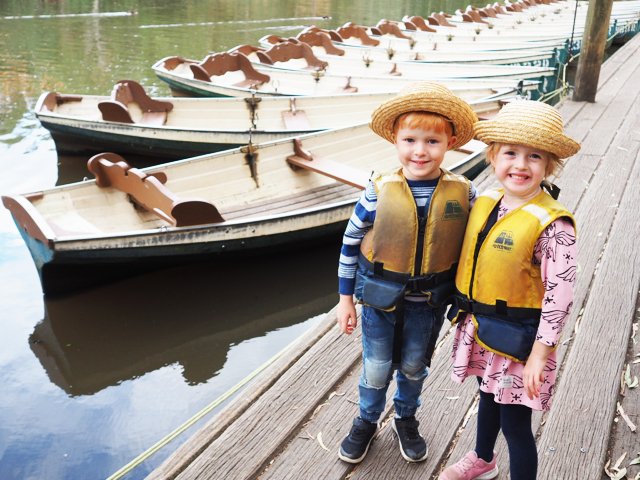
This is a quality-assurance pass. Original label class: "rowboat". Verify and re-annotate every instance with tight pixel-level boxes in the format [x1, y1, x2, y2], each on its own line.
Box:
[239, 40, 559, 93]
[3, 123, 488, 295]
[303, 22, 569, 54]
[258, 29, 562, 67]
[152, 50, 545, 99]
[35, 79, 509, 160]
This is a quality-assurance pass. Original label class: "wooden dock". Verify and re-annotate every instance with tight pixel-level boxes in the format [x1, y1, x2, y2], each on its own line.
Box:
[147, 33, 640, 480]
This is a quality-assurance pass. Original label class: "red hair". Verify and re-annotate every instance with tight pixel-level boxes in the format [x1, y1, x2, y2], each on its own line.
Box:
[392, 112, 454, 140]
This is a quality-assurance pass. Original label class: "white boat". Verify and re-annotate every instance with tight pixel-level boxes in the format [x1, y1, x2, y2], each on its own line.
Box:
[240, 40, 559, 93]
[3, 123, 488, 295]
[152, 50, 546, 99]
[35, 79, 508, 159]
[258, 29, 560, 67]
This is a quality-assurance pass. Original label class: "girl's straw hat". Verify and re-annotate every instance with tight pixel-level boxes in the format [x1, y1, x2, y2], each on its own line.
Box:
[369, 81, 478, 150]
[474, 100, 580, 159]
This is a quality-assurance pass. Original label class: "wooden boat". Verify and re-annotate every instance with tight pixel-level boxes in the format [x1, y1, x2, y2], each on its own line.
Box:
[152, 50, 545, 99]
[35, 79, 509, 160]
[2, 123, 488, 295]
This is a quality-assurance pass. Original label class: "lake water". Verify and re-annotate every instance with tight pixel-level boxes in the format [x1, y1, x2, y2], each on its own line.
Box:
[0, 0, 539, 478]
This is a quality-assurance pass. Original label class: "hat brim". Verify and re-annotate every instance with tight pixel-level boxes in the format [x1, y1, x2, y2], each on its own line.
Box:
[369, 87, 478, 150]
[474, 119, 580, 159]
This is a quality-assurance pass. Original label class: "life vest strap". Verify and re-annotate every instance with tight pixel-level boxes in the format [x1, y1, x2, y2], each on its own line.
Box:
[452, 294, 542, 320]
[358, 253, 455, 291]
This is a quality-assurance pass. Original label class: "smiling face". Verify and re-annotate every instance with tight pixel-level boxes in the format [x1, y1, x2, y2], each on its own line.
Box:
[489, 143, 552, 206]
[393, 113, 456, 181]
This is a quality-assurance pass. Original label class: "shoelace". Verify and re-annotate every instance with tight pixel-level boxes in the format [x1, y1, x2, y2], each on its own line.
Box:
[351, 424, 373, 442]
[452, 454, 477, 474]
[397, 419, 421, 440]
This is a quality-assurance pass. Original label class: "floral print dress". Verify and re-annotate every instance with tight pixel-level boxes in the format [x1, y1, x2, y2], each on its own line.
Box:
[450, 201, 577, 411]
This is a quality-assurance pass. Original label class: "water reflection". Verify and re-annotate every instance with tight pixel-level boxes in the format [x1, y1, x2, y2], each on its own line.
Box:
[30, 244, 339, 396]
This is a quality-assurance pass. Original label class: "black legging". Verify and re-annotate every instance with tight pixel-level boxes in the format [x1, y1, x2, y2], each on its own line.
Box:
[475, 387, 537, 480]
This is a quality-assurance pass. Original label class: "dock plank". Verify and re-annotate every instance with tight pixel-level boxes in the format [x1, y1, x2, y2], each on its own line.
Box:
[147, 32, 640, 480]
[441, 37, 640, 479]
[537, 101, 640, 479]
[174, 313, 363, 480]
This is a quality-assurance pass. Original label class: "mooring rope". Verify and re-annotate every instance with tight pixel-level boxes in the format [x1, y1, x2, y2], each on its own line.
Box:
[106, 337, 300, 480]
[568, 0, 581, 59]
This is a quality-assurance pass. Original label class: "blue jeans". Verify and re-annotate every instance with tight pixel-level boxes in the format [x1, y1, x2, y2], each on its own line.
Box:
[358, 300, 439, 423]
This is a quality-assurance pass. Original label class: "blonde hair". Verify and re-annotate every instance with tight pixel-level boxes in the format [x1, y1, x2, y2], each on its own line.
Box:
[392, 112, 454, 141]
[485, 142, 562, 177]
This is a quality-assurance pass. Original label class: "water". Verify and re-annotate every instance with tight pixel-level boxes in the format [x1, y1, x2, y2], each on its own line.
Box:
[0, 0, 501, 478]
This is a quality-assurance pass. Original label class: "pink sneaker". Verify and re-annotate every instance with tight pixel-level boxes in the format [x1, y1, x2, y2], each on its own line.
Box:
[439, 450, 499, 480]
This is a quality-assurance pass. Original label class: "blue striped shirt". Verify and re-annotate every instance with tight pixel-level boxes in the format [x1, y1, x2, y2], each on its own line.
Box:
[338, 177, 477, 295]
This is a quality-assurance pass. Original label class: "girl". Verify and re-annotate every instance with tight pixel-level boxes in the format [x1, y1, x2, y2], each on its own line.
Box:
[440, 100, 580, 480]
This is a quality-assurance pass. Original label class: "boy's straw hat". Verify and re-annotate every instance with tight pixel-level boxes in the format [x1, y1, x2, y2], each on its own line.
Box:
[369, 81, 478, 150]
[474, 100, 580, 159]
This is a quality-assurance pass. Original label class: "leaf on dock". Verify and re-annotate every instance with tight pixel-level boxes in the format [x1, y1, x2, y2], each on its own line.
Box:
[624, 364, 639, 389]
[316, 432, 330, 451]
[604, 458, 628, 480]
[616, 402, 637, 432]
[328, 391, 346, 401]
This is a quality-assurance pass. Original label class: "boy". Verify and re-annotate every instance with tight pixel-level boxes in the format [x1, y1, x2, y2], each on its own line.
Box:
[336, 81, 479, 463]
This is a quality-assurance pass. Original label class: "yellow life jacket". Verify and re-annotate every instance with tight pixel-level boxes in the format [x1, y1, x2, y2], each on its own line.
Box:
[360, 168, 470, 285]
[455, 188, 575, 315]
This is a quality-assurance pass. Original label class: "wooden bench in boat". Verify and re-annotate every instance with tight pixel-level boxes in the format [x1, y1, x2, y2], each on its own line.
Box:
[286, 138, 370, 190]
[38, 92, 83, 113]
[401, 15, 437, 33]
[370, 20, 413, 40]
[296, 29, 345, 56]
[461, 6, 491, 24]
[97, 80, 173, 126]
[243, 40, 329, 71]
[189, 51, 270, 89]
[428, 12, 456, 27]
[87, 152, 224, 227]
[335, 22, 380, 47]
[260, 30, 346, 57]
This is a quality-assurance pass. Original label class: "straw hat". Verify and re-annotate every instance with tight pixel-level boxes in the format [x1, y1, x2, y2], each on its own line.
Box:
[369, 81, 478, 150]
[474, 100, 580, 159]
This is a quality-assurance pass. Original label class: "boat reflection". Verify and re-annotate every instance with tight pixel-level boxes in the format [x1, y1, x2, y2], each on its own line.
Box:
[29, 245, 339, 396]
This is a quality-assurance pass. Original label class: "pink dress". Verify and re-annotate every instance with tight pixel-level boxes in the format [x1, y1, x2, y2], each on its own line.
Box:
[451, 201, 577, 411]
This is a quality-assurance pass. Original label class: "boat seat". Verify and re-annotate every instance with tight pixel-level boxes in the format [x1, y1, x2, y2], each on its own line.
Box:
[335, 22, 380, 46]
[464, 7, 490, 24]
[304, 26, 344, 43]
[38, 92, 83, 113]
[98, 100, 135, 124]
[372, 20, 412, 40]
[190, 52, 270, 89]
[482, 7, 498, 18]
[401, 15, 437, 33]
[296, 29, 345, 56]
[255, 40, 328, 70]
[430, 12, 455, 27]
[100, 80, 174, 126]
[286, 139, 369, 190]
[87, 152, 224, 227]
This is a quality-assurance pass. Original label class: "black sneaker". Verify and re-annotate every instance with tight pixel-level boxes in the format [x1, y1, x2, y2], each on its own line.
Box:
[392, 416, 428, 462]
[338, 417, 377, 463]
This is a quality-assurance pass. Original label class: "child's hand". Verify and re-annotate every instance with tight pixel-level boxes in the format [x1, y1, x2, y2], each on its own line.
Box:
[337, 294, 357, 334]
[523, 341, 553, 399]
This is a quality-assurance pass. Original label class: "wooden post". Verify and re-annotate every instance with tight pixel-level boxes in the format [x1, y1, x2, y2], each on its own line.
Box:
[573, 0, 615, 102]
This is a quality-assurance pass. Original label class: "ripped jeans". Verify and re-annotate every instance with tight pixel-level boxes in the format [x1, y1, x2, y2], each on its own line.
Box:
[358, 300, 441, 423]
